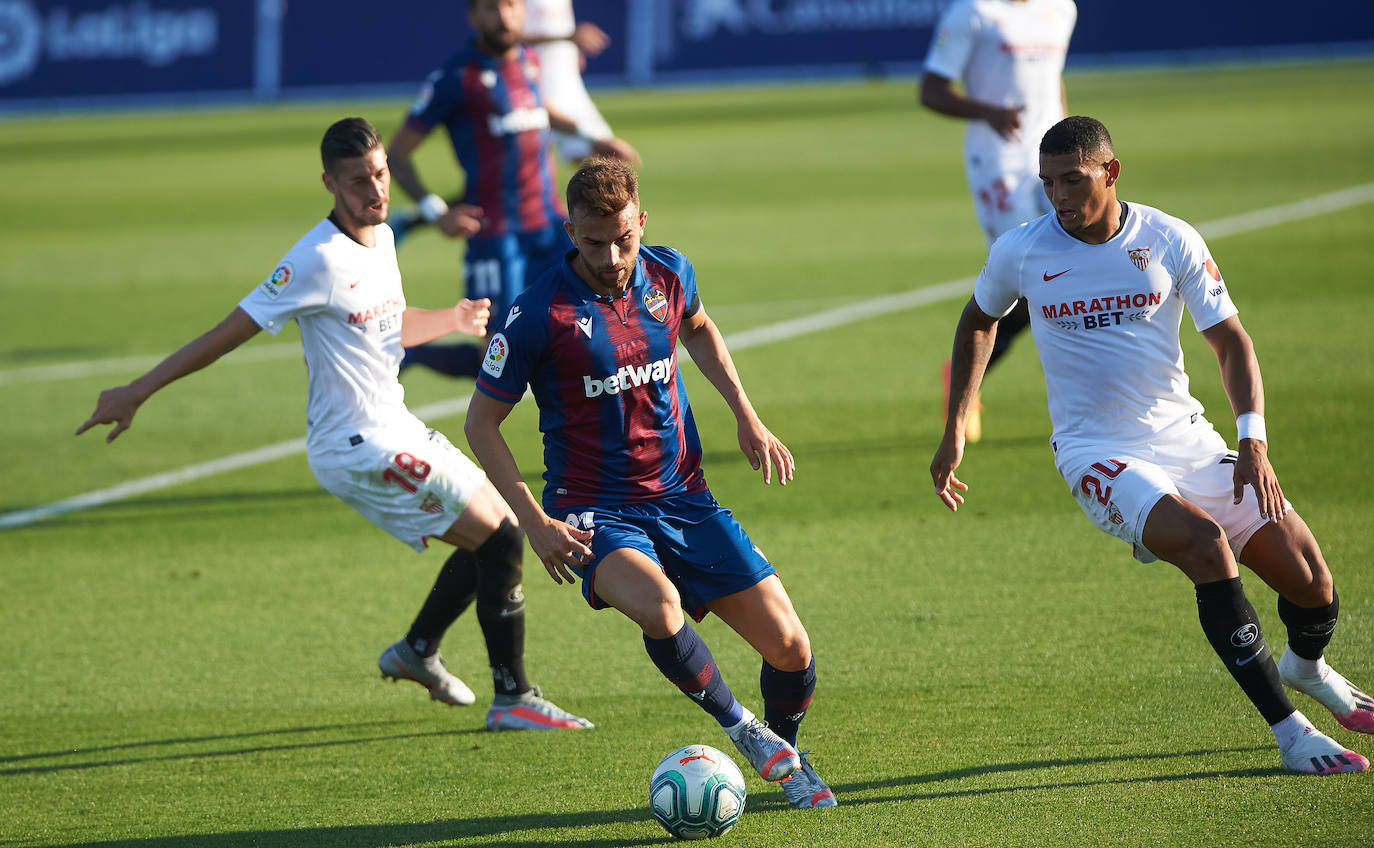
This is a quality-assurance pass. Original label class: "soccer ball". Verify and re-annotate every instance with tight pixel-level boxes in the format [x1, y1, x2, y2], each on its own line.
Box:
[649, 744, 747, 840]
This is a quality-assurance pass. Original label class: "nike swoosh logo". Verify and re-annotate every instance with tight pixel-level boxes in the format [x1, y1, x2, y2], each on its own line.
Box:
[1234, 652, 1260, 667]
[348, 278, 361, 289]
[1043, 269, 1071, 281]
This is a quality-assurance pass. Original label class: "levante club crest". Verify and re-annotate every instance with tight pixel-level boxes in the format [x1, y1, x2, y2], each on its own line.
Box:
[644, 288, 669, 322]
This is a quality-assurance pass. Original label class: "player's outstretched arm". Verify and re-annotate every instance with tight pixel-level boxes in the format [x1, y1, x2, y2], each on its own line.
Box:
[400, 298, 491, 347]
[679, 307, 794, 486]
[1201, 315, 1287, 522]
[930, 297, 999, 512]
[465, 391, 593, 584]
[75, 306, 261, 443]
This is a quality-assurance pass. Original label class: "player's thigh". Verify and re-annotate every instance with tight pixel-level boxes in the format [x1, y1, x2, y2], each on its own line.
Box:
[592, 547, 686, 638]
[1062, 454, 1177, 564]
[308, 425, 486, 552]
[1238, 511, 1332, 605]
[1176, 454, 1295, 566]
[707, 574, 811, 671]
[432, 479, 517, 551]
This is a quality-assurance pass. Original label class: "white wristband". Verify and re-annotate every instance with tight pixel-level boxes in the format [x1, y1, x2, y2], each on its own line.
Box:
[417, 193, 448, 223]
[1236, 412, 1266, 443]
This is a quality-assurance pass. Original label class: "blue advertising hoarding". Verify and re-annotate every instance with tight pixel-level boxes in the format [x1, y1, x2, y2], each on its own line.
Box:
[0, 0, 256, 103]
[2, 1, 1372, 110]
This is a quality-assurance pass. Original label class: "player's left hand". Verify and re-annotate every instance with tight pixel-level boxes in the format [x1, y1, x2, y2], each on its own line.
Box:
[1235, 438, 1287, 523]
[454, 298, 491, 338]
[737, 418, 793, 486]
[591, 137, 642, 168]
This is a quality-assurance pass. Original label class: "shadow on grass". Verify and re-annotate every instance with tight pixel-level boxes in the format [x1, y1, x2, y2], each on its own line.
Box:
[0, 721, 482, 777]
[21, 745, 1302, 848]
[750, 744, 1282, 812]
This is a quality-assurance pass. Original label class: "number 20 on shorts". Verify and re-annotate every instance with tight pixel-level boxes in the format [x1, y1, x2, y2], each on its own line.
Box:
[1080, 459, 1127, 506]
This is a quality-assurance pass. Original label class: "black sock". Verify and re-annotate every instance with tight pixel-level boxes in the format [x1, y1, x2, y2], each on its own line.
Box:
[400, 342, 483, 378]
[761, 656, 815, 747]
[473, 520, 530, 697]
[405, 548, 478, 657]
[1277, 592, 1339, 662]
[1196, 577, 1294, 725]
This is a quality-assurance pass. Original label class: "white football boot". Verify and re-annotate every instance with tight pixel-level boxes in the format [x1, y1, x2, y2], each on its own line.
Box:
[378, 639, 476, 706]
[1278, 649, 1374, 735]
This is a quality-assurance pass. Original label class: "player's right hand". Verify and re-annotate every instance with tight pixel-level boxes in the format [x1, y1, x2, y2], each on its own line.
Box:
[455, 298, 491, 338]
[437, 204, 484, 239]
[75, 385, 142, 443]
[929, 436, 969, 513]
[986, 106, 1024, 141]
[526, 515, 595, 586]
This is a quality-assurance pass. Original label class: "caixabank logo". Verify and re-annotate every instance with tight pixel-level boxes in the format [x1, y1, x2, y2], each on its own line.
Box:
[0, 0, 219, 87]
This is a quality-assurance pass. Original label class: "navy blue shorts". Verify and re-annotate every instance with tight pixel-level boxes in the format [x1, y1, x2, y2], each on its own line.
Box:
[559, 490, 776, 622]
[465, 224, 572, 327]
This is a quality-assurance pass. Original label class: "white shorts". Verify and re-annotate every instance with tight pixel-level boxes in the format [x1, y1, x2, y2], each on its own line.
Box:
[1061, 431, 1291, 564]
[535, 40, 612, 162]
[308, 422, 486, 552]
[963, 143, 1050, 244]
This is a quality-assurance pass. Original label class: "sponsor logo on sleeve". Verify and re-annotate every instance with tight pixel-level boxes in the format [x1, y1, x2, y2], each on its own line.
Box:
[260, 261, 293, 299]
[643, 288, 669, 322]
[1127, 247, 1151, 271]
[482, 333, 509, 378]
[1205, 257, 1222, 281]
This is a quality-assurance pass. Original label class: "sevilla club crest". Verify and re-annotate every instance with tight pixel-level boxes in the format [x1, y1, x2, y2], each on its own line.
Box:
[1127, 247, 1151, 271]
[643, 288, 669, 322]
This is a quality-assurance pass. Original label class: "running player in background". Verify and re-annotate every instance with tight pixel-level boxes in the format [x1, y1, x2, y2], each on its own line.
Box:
[387, 0, 639, 380]
[76, 117, 592, 733]
[920, 0, 1076, 441]
[931, 116, 1372, 775]
[465, 158, 838, 808]
[521, 0, 616, 164]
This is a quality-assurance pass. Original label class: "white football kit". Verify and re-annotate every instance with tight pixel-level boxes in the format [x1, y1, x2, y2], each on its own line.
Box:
[524, 0, 612, 162]
[974, 202, 1284, 562]
[925, 0, 1076, 242]
[238, 217, 485, 551]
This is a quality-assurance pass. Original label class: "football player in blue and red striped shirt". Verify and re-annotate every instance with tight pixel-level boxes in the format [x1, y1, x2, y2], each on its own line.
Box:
[465, 158, 838, 809]
[387, 0, 638, 380]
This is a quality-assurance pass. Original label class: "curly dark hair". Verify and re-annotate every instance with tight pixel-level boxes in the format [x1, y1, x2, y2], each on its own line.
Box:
[1040, 116, 1115, 161]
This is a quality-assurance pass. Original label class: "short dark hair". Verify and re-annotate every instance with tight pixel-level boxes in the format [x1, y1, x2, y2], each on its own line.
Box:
[320, 117, 382, 174]
[566, 157, 639, 218]
[1040, 116, 1115, 161]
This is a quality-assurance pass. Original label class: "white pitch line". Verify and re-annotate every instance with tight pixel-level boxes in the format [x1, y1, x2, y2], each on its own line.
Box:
[5, 182, 1373, 531]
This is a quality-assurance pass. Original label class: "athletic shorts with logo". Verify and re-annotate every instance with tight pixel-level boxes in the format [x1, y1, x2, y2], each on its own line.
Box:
[560, 490, 776, 621]
[1060, 425, 1292, 564]
[309, 417, 486, 552]
[965, 143, 1051, 243]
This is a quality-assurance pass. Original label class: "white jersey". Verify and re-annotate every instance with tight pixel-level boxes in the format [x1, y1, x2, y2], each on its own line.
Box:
[239, 218, 412, 455]
[973, 202, 1239, 474]
[925, 0, 1076, 161]
[523, 0, 575, 39]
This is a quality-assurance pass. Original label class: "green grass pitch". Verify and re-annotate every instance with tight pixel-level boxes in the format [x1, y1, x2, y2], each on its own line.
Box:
[3, 60, 1374, 846]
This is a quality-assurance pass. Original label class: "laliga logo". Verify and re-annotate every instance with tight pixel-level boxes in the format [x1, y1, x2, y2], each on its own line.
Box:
[0, 1, 41, 85]
[0, 0, 219, 87]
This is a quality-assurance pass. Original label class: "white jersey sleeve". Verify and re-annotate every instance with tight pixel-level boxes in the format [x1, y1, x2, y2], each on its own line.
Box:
[973, 227, 1026, 319]
[239, 243, 332, 335]
[924, 0, 977, 82]
[1165, 217, 1238, 332]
